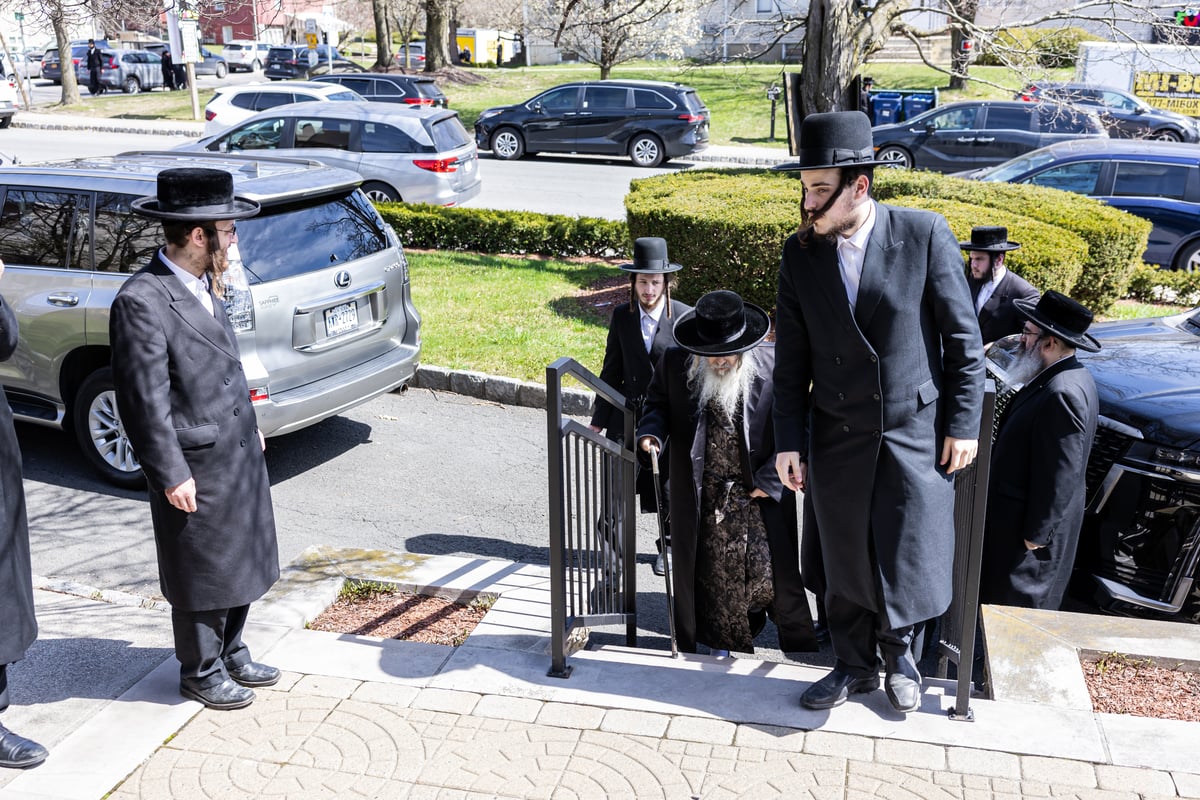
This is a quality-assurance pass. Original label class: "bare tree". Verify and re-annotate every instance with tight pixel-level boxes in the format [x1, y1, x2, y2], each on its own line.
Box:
[371, 0, 393, 68]
[35, 0, 89, 106]
[425, 0, 454, 70]
[392, 0, 425, 69]
[535, 0, 701, 79]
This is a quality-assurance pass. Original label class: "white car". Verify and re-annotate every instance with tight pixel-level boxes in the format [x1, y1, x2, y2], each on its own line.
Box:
[203, 80, 366, 135]
[2, 52, 41, 79]
[0, 74, 17, 128]
[222, 40, 272, 72]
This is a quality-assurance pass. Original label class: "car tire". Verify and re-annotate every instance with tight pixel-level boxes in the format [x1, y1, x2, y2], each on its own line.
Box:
[72, 368, 145, 489]
[1149, 129, 1183, 142]
[0, 116, 11, 129]
[362, 182, 401, 203]
[876, 145, 912, 168]
[122, 75, 140, 94]
[629, 134, 665, 168]
[252, 59, 262, 71]
[215, 62, 227, 79]
[490, 128, 525, 160]
[1173, 239, 1200, 272]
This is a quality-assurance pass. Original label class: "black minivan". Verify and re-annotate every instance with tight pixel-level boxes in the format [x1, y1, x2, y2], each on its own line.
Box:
[474, 79, 709, 168]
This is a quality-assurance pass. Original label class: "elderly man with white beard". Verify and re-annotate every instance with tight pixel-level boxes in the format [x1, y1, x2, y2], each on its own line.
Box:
[637, 291, 817, 657]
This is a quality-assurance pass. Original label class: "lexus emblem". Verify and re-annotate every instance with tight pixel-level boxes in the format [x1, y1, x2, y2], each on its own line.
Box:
[334, 270, 352, 289]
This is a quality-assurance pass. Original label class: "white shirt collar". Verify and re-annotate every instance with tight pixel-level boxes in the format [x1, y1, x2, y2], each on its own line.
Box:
[839, 200, 876, 253]
[160, 248, 213, 312]
[640, 300, 665, 324]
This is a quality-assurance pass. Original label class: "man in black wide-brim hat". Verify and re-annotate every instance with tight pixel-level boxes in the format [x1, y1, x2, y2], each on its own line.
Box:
[772, 111, 984, 714]
[960, 225, 1039, 344]
[111, 168, 281, 711]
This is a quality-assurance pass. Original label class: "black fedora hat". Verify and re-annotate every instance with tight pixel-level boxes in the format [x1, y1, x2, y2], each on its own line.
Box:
[619, 237, 682, 274]
[1014, 290, 1101, 353]
[959, 225, 1021, 253]
[673, 290, 770, 356]
[132, 167, 261, 221]
[773, 110, 891, 172]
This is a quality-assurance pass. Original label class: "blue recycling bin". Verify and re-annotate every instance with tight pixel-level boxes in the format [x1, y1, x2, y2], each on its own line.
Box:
[871, 92, 903, 126]
[902, 93, 935, 121]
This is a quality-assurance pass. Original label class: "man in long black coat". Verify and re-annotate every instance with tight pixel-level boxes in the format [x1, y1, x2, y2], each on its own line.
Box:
[981, 291, 1099, 610]
[590, 237, 690, 576]
[85, 39, 103, 95]
[111, 168, 280, 711]
[639, 291, 817, 655]
[961, 226, 1039, 345]
[773, 112, 984, 714]
[0, 266, 49, 768]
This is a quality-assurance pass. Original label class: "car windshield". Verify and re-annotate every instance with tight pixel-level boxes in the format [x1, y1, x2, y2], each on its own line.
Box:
[976, 149, 1063, 182]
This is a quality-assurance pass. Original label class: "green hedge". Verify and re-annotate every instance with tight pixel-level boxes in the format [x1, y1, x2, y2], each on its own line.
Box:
[974, 27, 1102, 68]
[375, 202, 630, 258]
[1126, 264, 1200, 307]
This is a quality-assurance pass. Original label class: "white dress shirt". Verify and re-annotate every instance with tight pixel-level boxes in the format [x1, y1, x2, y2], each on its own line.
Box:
[975, 264, 1008, 314]
[836, 201, 877, 314]
[161, 248, 214, 316]
[640, 301, 665, 353]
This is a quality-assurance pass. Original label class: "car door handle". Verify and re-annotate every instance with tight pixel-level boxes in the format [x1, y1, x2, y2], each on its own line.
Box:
[975, 137, 995, 143]
[577, 112, 592, 116]
[47, 293, 79, 307]
[956, 136, 977, 143]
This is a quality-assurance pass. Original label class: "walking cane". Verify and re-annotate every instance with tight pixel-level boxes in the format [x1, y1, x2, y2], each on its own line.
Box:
[648, 444, 678, 658]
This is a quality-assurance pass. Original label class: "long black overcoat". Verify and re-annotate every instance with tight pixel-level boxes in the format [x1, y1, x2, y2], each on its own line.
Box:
[639, 344, 815, 653]
[981, 356, 1098, 609]
[774, 202, 985, 630]
[974, 269, 1039, 344]
[110, 254, 279, 612]
[0, 296, 37, 665]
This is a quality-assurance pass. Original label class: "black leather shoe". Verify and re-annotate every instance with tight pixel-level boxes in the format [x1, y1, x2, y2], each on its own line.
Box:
[180, 678, 255, 710]
[0, 724, 48, 769]
[226, 661, 281, 688]
[799, 668, 879, 710]
[652, 547, 672, 577]
[812, 620, 831, 644]
[884, 654, 923, 713]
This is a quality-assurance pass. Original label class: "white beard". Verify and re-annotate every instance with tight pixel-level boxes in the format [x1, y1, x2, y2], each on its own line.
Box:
[687, 355, 757, 420]
[1007, 344, 1046, 386]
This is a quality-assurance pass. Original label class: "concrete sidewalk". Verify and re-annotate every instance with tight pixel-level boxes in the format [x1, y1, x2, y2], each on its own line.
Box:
[3, 547, 1198, 800]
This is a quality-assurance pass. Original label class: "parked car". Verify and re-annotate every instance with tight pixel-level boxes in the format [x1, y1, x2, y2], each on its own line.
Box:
[474, 79, 709, 168]
[0, 151, 421, 487]
[1016, 82, 1200, 143]
[311, 73, 447, 107]
[177, 100, 481, 206]
[264, 45, 361, 81]
[141, 43, 227, 79]
[2, 51, 42, 80]
[871, 99, 1108, 173]
[42, 40, 109, 84]
[0, 74, 15, 128]
[75, 48, 163, 94]
[394, 41, 426, 68]
[961, 139, 1200, 271]
[222, 40, 272, 72]
[203, 80, 367, 135]
[985, 310, 1200, 624]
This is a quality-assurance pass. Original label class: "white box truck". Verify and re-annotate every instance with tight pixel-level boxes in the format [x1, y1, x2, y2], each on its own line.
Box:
[1076, 41, 1200, 116]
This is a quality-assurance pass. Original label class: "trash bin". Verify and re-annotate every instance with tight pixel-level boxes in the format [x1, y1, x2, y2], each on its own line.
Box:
[902, 93, 935, 121]
[871, 92, 903, 125]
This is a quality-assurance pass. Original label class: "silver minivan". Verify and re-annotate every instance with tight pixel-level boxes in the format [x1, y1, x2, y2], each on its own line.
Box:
[0, 151, 421, 486]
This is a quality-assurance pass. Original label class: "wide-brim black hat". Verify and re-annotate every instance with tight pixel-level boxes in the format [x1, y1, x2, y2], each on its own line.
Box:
[960, 225, 1021, 253]
[1014, 291, 1101, 353]
[773, 110, 891, 172]
[673, 290, 770, 356]
[132, 167, 261, 221]
[619, 236, 682, 274]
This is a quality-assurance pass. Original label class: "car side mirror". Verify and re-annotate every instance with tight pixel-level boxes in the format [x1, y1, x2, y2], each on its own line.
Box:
[1133, 106, 1145, 115]
[532, 101, 543, 114]
[924, 122, 936, 134]
[215, 140, 228, 153]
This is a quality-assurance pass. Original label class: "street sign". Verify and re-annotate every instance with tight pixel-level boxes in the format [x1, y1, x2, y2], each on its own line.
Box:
[304, 18, 317, 34]
[307, 49, 318, 67]
[306, 32, 318, 50]
[14, 12, 23, 21]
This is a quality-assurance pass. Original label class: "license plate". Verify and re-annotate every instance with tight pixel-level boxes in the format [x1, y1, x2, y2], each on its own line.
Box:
[324, 301, 359, 337]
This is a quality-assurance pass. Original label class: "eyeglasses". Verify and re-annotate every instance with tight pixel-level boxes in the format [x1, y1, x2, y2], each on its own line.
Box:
[1020, 326, 1044, 340]
[213, 224, 237, 236]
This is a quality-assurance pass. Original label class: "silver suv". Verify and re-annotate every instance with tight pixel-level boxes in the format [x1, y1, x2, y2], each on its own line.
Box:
[0, 152, 421, 487]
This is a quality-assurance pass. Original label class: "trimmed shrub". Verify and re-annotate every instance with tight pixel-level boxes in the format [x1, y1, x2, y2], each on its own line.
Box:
[1126, 264, 1200, 307]
[974, 27, 1101, 69]
[375, 202, 630, 259]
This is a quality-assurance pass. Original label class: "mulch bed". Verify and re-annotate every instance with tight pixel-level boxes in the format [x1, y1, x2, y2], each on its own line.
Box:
[308, 590, 487, 646]
[1081, 654, 1200, 722]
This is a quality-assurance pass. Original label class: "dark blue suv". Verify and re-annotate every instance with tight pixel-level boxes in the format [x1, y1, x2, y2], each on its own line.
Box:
[964, 139, 1200, 271]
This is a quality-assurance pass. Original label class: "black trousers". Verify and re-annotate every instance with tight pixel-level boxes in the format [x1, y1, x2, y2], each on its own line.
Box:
[171, 605, 252, 688]
[826, 592, 925, 678]
[761, 497, 817, 652]
[0, 664, 8, 713]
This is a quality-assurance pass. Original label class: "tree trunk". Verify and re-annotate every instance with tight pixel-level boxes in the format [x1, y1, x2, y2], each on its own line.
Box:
[425, 0, 453, 71]
[50, 13, 80, 106]
[798, 0, 894, 118]
[948, 0, 979, 90]
[372, 0, 392, 69]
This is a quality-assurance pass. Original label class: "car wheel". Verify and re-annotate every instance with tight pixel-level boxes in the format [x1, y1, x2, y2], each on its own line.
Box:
[629, 134, 665, 168]
[215, 62, 227, 79]
[1149, 129, 1182, 142]
[362, 182, 401, 203]
[122, 75, 140, 94]
[72, 368, 145, 489]
[0, 116, 11, 129]
[1174, 239, 1200, 272]
[876, 145, 912, 168]
[490, 128, 525, 160]
[252, 59, 262, 71]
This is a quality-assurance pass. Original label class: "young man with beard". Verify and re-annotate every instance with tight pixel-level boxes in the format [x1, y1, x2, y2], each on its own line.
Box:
[638, 291, 816, 656]
[980, 291, 1099, 610]
[110, 168, 281, 711]
[590, 237, 690, 576]
[961, 226, 1039, 345]
[772, 111, 984, 714]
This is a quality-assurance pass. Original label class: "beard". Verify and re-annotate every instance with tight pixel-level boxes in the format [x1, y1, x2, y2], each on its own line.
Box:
[687, 354, 757, 420]
[1007, 342, 1046, 386]
[204, 234, 230, 297]
[799, 183, 861, 245]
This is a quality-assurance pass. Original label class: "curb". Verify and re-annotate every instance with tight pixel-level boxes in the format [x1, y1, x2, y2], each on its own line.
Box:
[13, 116, 205, 138]
[409, 364, 594, 417]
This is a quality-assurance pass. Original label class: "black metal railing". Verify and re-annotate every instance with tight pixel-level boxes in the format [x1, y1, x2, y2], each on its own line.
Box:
[546, 357, 638, 678]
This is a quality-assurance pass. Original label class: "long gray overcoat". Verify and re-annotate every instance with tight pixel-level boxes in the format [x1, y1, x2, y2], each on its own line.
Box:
[110, 253, 279, 612]
[774, 202, 985, 630]
[0, 295, 37, 665]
